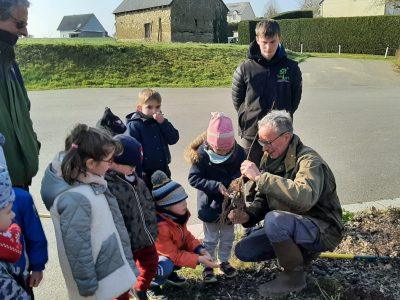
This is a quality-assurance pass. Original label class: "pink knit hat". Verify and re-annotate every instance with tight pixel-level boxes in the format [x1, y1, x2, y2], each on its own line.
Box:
[206, 112, 235, 149]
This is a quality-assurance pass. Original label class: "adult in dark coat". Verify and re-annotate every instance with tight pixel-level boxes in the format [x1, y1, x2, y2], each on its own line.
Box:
[0, 0, 40, 189]
[232, 20, 302, 166]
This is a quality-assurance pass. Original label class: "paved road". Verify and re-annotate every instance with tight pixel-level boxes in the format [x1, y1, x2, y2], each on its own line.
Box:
[27, 58, 399, 299]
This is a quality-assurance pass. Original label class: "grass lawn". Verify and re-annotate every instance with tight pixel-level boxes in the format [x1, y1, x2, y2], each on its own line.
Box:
[16, 38, 306, 90]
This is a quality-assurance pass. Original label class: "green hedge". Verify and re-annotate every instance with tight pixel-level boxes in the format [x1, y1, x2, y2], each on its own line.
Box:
[273, 10, 313, 20]
[238, 15, 400, 55]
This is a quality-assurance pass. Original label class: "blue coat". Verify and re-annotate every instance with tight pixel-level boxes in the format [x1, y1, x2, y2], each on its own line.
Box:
[12, 188, 48, 273]
[188, 143, 246, 223]
[125, 112, 179, 172]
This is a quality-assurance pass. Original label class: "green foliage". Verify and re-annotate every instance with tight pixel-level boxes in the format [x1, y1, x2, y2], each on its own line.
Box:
[273, 10, 313, 20]
[342, 210, 355, 223]
[15, 39, 305, 90]
[238, 15, 400, 55]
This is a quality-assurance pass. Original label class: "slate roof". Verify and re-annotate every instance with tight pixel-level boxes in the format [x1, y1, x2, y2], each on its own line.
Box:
[113, 0, 174, 14]
[226, 2, 252, 16]
[57, 14, 95, 31]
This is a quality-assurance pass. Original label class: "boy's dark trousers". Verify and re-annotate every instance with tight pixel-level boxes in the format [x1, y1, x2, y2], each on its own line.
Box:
[133, 244, 159, 292]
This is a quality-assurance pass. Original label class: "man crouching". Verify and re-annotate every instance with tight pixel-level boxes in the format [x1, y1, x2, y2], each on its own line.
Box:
[228, 110, 343, 297]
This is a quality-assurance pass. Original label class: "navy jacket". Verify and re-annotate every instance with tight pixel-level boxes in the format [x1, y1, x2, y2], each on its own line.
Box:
[188, 143, 246, 223]
[12, 188, 48, 272]
[125, 112, 179, 172]
[232, 42, 302, 139]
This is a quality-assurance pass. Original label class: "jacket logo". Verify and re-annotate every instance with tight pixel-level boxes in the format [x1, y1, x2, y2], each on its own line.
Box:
[277, 68, 290, 82]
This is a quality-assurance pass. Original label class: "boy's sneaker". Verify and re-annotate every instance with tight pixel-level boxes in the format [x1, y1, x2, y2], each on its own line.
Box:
[166, 271, 187, 287]
[148, 285, 168, 300]
[203, 267, 218, 283]
[132, 289, 148, 300]
[220, 262, 238, 278]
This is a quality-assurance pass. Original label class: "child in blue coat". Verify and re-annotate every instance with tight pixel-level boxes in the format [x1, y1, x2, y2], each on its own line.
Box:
[125, 89, 179, 188]
[185, 112, 246, 283]
[12, 188, 48, 296]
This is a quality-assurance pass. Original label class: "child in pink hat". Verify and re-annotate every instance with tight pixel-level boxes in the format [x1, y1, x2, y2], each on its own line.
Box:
[185, 112, 246, 283]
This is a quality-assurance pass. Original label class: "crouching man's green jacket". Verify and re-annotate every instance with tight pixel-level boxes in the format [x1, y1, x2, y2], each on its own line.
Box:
[245, 134, 343, 251]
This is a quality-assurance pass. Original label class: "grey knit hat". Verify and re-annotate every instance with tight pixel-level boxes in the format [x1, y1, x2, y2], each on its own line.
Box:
[0, 166, 15, 209]
[151, 171, 188, 208]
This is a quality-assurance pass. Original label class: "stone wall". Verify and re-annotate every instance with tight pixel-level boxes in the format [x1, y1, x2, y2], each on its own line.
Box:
[115, 7, 172, 41]
[171, 0, 228, 43]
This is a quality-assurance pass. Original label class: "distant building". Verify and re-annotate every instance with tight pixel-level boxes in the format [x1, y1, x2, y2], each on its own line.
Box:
[226, 2, 256, 23]
[113, 0, 229, 43]
[320, 0, 400, 17]
[57, 14, 108, 38]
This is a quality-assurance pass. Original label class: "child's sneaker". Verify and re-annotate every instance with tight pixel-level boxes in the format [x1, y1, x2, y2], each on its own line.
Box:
[203, 267, 218, 283]
[220, 262, 238, 278]
[166, 271, 187, 287]
[132, 289, 148, 300]
[148, 286, 168, 300]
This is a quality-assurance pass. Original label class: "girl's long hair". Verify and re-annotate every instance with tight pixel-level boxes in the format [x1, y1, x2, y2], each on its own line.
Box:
[61, 124, 122, 184]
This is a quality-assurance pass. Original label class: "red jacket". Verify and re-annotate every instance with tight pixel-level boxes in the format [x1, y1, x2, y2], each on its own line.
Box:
[0, 223, 22, 263]
[155, 212, 202, 269]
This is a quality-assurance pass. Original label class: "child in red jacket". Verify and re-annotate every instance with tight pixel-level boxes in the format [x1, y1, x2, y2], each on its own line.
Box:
[151, 171, 219, 293]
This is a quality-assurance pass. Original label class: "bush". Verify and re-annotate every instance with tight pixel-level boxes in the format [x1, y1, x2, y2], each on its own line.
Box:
[238, 15, 400, 55]
[396, 48, 400, 67]
[273, 10, 313, 20]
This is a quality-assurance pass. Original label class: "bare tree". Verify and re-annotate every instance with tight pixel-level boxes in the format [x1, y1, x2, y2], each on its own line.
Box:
[296, 0, 321, 16]
[264, 0, 280, 19]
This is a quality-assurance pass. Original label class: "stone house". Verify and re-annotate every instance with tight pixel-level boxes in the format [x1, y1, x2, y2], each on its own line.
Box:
[226, 2, 256, 23]
[57, 14, 108, 38]
[320, 0, 400, 17]
[113, 0, 229, 43]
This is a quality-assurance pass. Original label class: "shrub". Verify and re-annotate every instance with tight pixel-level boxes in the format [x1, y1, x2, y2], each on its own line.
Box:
[238, 15, 400, 55]
[273, 10, 313, 20]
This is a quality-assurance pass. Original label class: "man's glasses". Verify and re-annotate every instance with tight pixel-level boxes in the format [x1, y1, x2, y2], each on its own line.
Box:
[10, 15, 27, 30]
[258, 131, 288, 148]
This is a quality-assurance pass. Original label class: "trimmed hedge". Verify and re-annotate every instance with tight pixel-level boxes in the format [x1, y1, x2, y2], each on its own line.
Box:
[273, 10, 313, 20]
[238, 15, 400, 55]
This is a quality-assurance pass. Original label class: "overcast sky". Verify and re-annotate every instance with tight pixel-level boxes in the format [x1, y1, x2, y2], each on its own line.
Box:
[27, 0, 300, 38]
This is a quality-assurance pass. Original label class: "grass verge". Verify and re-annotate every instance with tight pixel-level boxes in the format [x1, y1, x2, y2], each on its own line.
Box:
[15, 38, 306, 90]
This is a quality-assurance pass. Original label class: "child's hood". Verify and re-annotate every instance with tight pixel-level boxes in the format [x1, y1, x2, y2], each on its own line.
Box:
[184, 131, 207, 165]
[126, 111, 150, 124]
[40, 152, 71, 211]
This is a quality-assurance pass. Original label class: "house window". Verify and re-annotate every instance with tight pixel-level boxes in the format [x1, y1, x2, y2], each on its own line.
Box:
[144, 23, 151, 39]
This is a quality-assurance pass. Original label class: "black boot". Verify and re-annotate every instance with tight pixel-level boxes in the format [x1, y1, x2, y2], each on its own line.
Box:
[258, 240, 307, 297]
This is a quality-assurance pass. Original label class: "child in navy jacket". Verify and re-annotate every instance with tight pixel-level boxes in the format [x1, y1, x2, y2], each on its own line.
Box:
[125, 89, 179, 188]
[185, 112, 246, 283]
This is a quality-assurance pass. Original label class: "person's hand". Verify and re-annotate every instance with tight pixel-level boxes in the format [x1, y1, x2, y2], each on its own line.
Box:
[228, 209, 250, 224]
[29, 271, 43, 287]
[199, 248, 212, 260]
[153, 111, 165, 123]
[218, 183, 229, 197]
[240, 160, 261, 181]
[198, 255, 220, 269]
